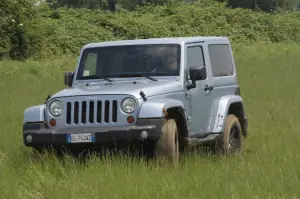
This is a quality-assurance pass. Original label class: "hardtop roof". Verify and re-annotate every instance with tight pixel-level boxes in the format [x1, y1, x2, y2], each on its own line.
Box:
[82, 36, 229, 49]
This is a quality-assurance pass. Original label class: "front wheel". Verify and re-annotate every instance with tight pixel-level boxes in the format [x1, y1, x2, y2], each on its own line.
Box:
[155, 119, 179, 164]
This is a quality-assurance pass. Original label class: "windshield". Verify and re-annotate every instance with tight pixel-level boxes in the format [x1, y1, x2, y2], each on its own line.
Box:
[76, 44, 181, 80]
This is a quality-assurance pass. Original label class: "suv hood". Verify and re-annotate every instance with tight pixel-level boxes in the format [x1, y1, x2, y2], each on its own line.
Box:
[50, 80, 184, 100]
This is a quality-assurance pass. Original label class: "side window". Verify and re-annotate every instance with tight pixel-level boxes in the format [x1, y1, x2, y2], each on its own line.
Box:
[186, 46, 206, 79]
[208, 44, 234, 77]
[83, 53, 97, 77]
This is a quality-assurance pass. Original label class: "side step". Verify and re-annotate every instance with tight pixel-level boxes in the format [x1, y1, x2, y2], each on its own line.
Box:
[184, 134, 220, 146]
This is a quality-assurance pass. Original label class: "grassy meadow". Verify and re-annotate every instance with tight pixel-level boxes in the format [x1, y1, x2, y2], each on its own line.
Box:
[1, 43, 300, 198]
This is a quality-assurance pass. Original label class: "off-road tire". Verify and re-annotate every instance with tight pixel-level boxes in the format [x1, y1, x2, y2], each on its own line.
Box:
[155, 119, 179, 164]
[220, 114, 243, 155]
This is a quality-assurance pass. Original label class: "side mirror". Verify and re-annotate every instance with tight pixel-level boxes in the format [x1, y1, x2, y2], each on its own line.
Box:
[64, 72, 74, 87]
[186, 66, 206, 90]
[189, 66, 206, 82]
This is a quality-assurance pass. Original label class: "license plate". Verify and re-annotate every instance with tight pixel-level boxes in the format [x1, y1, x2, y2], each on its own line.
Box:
[67, 133, 95, 143]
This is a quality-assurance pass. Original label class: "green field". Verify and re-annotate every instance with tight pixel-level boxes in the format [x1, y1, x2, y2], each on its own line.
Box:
[1, 43, 300, 199]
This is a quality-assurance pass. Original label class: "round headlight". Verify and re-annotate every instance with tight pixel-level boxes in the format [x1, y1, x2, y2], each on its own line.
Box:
[49, 100, 63, 116]
[122, 98, 136, 113]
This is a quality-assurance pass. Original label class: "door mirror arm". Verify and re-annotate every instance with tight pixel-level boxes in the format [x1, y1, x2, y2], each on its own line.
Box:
[186, 77, 197, 90]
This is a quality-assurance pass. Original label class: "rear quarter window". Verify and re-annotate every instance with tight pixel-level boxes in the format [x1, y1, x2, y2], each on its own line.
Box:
[208, 44, 234, 77]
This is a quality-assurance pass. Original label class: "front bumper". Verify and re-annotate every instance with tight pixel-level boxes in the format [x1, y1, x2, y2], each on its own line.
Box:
[23, 119, 163, 147]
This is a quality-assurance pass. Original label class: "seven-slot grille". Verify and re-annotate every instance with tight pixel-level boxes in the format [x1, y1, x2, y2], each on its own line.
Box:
[66, 100, 118, 124]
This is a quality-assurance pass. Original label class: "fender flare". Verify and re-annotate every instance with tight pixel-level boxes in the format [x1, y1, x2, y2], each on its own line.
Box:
[138, 98, 185, 119]
[211, 95, 245, 133]
[24, 105, 46, 123]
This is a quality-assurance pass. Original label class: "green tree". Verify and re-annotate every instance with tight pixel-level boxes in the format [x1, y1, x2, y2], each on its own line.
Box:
[47, 0, 176, 11]
[276, 0, 299, 10]
[46, 0, 107, 9]
[0, 0, 43, 60]
[219, 0, 298, 12]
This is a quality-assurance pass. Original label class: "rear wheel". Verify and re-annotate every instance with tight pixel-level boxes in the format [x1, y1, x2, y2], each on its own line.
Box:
[220, 114, 243, 155]
[155, 119, 179, 164]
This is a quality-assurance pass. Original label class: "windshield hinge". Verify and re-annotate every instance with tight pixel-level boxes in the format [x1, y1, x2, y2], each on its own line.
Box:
[140, 91, 147, 101]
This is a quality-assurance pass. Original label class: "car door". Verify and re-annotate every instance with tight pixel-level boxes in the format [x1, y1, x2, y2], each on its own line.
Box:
[185, 42, 215, 136]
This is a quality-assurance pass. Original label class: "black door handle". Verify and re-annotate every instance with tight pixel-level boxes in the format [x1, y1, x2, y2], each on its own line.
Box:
[204, 85, 213, 92]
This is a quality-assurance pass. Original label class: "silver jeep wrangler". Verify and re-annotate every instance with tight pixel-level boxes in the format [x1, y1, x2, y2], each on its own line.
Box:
[23, 36, 248, 163]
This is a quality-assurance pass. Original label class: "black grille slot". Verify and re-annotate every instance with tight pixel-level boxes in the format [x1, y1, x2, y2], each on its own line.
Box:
[74, 102, 79, 124]
[66, 102, 71, 124]
[81, 101, 87, 123]
[97, 101, 102, 123]
[65, 99, 118, 124]
[112, 100, 118, 122]
[105, 100, 110, 123]
[89, 101, 94, 123]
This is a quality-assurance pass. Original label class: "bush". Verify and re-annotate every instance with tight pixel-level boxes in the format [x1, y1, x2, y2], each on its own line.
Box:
[2, 0, 300, 60]
[0, 0, 44, 60]
[23, 9, 116, 59]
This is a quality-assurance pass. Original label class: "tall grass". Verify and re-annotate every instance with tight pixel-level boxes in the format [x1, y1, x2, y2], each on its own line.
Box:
[1, 43, 300, 198]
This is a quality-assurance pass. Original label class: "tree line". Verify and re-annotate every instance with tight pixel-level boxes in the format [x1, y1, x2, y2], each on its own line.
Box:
[46, 0, 300, 12]
[0, 0, 299, 60]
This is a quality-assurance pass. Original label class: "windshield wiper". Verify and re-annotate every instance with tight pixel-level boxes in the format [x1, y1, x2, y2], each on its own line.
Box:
[97, 75, 114, 82]
[80, 75, 114, 82]
[103, 77, 113, 82]
[118, 73, 157, 81]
